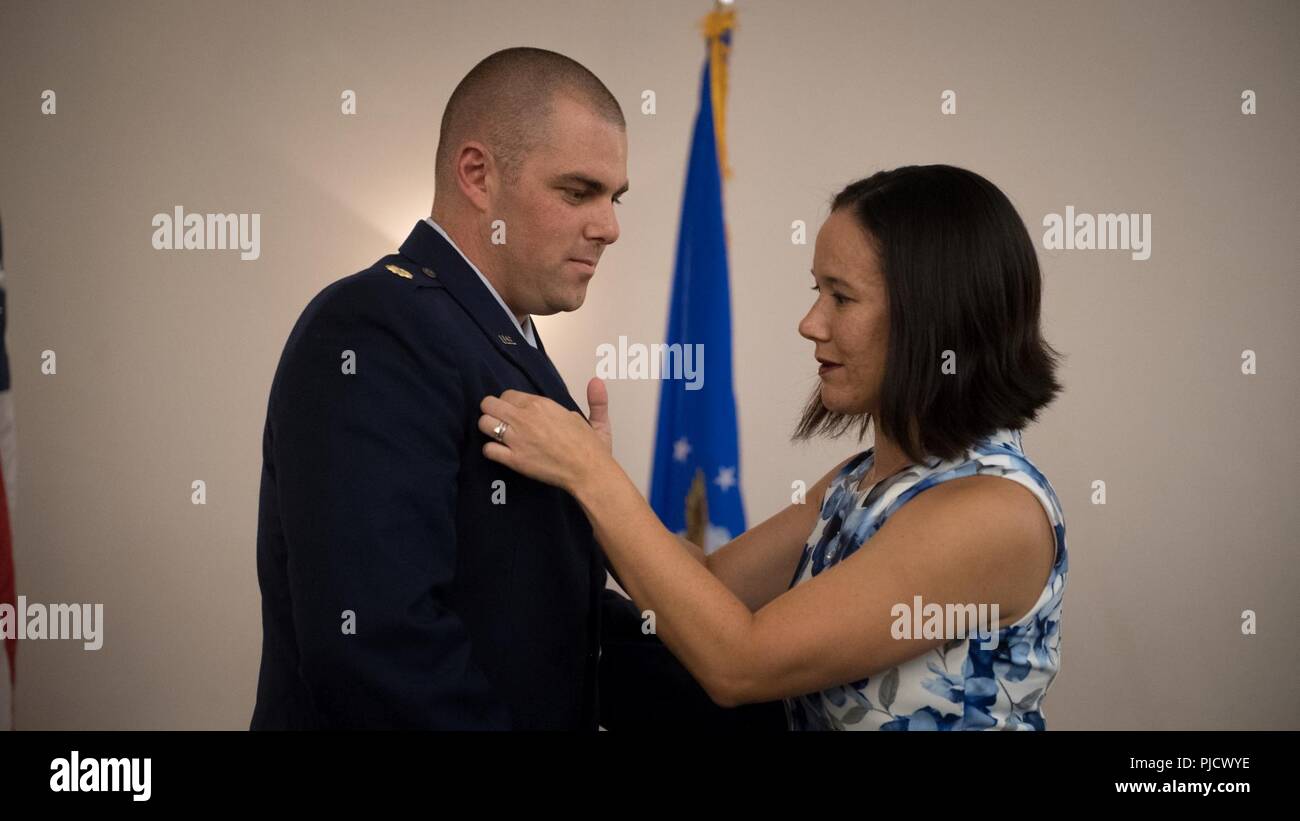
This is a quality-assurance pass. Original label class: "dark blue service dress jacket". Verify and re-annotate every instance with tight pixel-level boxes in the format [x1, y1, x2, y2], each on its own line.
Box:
[251, 219, 605, 730]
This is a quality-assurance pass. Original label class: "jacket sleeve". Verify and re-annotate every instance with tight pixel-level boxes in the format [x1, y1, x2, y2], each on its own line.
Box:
[268, 279, 509, 728]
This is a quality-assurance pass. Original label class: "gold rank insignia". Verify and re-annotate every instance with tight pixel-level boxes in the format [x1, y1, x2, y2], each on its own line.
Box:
[386, 264, 414, 279]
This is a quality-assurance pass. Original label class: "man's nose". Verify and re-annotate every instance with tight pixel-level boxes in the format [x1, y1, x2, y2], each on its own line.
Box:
[587, 202, 620, 246]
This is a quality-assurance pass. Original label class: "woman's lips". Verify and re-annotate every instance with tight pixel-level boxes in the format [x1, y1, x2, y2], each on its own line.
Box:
[817, 361, 842, 376]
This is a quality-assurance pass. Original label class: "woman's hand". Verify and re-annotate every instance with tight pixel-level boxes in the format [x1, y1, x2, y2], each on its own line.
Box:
[478, 378, 615, 494]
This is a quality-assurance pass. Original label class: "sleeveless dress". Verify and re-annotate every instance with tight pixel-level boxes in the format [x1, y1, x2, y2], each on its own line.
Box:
[784, 427, 1067, 731]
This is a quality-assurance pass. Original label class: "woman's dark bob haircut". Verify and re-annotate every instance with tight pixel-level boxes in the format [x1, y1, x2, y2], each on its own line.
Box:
[794, 164, 1064, 463]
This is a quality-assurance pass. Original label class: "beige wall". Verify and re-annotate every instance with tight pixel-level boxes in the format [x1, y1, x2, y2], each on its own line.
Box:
[0, 0, 1295, 729]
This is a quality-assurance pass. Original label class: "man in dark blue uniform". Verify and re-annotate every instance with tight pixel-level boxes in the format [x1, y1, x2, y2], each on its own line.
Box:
[251, 48, 628, 729]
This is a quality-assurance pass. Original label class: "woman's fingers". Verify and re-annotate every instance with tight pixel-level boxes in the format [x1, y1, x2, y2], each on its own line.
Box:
[476, 390, 594, 491]
[477, 413, 507, 441]
[482, 439, 513, 466]
[498, 389, 534, 408]
[480, 394, 521, 423]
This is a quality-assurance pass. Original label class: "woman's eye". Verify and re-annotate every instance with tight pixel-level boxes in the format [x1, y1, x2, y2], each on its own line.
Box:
[811, 284, 848, 305]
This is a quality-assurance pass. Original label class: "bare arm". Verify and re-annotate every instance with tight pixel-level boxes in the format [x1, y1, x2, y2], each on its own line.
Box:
[669, 458, 854, 611]
[478, 391, 1054, 709]
[575, 467, 1053, 707]
[703, 456, 857, 611]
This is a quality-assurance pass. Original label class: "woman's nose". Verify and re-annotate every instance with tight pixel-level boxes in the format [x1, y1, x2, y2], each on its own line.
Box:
[799, 304, 828, 342]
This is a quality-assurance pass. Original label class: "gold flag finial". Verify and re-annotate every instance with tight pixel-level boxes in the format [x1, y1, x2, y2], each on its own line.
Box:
[700, 3, 737, 181]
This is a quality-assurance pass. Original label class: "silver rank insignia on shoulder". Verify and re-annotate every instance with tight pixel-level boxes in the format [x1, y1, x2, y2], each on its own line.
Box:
[497, 333, 516, 346]
[421, 267, 437, 279]
[386, 264, 414, 279]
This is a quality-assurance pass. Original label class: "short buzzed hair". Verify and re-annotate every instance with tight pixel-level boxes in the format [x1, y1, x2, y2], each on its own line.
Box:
[435, 47, 625, 188]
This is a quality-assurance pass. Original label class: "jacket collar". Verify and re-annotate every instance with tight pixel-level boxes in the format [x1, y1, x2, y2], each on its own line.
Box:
[397, 220, 580, 412]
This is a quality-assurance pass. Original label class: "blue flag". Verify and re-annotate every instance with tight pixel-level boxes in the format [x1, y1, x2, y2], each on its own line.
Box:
[649, 11, 745, 554]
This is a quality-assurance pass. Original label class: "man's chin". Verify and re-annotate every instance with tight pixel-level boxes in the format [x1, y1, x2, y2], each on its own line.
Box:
[556, 288, 590, 313]
[532, 297, 585, 317]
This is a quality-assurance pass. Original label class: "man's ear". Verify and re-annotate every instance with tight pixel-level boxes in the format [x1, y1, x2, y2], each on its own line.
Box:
[454, 141, 493, 213]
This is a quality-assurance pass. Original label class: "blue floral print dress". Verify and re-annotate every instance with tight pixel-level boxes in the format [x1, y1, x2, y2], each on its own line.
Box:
[785, 428, 1067, 731]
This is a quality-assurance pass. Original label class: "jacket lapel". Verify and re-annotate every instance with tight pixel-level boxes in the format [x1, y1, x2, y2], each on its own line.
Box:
[397, 220, 583, 415]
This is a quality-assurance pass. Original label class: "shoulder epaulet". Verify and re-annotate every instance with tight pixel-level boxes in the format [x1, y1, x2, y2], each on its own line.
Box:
[380, 258, 442, 288]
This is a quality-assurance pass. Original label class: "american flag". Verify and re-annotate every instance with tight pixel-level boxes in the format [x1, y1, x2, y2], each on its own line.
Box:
[0, 214, 15, 730]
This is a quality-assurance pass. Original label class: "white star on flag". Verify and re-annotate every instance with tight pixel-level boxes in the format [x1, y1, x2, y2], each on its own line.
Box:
[714, 466, 736, 491]
[673, 437, 692, 462]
